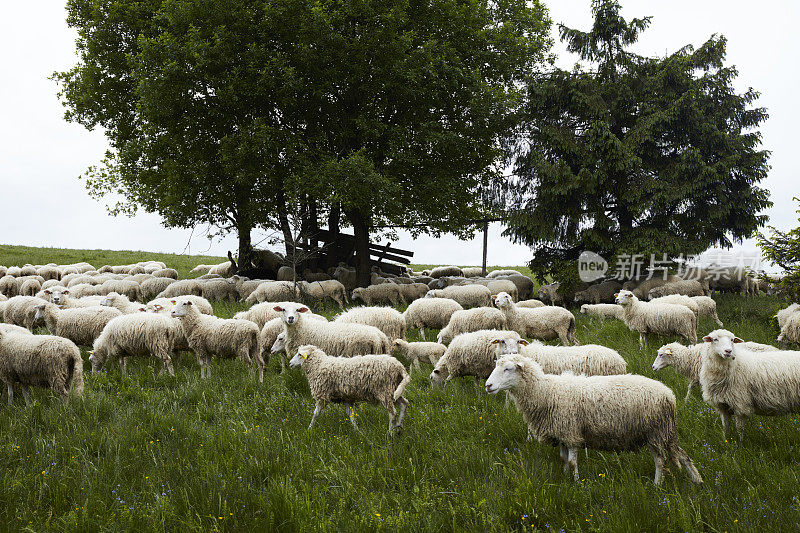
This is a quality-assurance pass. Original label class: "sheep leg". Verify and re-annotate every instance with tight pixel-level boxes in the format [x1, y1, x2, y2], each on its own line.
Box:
[717, 406, 732, 438]
[559, 445, 569, 474]
[639, 333, 648, 348]
[309, 402, 325, 430]
[279, 353, 287, 373]
[6, 383, 14, 406]
[386, 402, 397, 434]
[713, 313, 723, 327]
[120, 357, 127, 375]
[164, 356, 175, 377]
[346, 404, 361, 432]
[567, 447, 579, 482]
[734, 414, 748, 441]
[20, 385, 31, 406]
[418, 328, 426, 340]
[204, 354, 212, 378]
[474, 376, 481, 390]
[684, 381, 695, 401]
[527, 427, 533, 442]
[395, 397, 408, 432]
[651, 450, 666, 486]
[411, 359, 421, 373]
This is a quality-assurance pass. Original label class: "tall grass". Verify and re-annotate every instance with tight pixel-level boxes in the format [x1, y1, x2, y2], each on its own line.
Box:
[1, 247, 798, 531]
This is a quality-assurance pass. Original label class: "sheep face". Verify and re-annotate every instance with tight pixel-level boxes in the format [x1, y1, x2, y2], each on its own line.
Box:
[485, 356, 525, 394]
[429, 365, 449, 387]
[493, 292, 514, 309]
[289, 345, 315, 368]
[271, 333, 286, 354]
[33, 304, 47, 324]
[703, 329, 744, 360]
[51, 289, 69, 305]
[491, 336, 528, 357]
[170, 300, 193, 317]
[273, 304, 309, 325]
[580, 304, 588, 314]
[102, 293, 119, 307]
[652, 343, 680, 371]
[614, 290, 635, 306]
[391, 339, 407, 354]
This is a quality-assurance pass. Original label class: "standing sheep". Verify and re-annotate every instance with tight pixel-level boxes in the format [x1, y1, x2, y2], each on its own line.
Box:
[647, 280, 705, 299]
[776, 303, 799, 329]
[156, 279, 203, 299]
[141, 277, 177, 301]
[425, 285, 491, 309]
[403, 298, 463, 340]
[614, 290, 697, 347]
[34, 302, 122, 347]
[777, 312, 800, 347]
[429, 266, 463, 279]
[351, 284, 405, 307]
[199, 278, 239, 302]
[0, 330, 84, 405]
[430, 329, 522, 389]
[574, 280, 623, 304]
[245, 281, 298, 305]
[391, 339, 446, 372]
[299, 280, 348, 309]
[485, 355, 702, 485]
[171, 301, 263, 382]
[494, 292, 578, 346]
[260, 314, 327, 371]
[436, 307, 506, 345]
[90, 313, 178, 375]
[335, 306, 407, 343]
[19, 278, 42, 297]
[289, 345, 411, 435]
[493, 337, 627, 376]
[3, 296, 46, 330]
[579, 303, 623, 321]
[699, 329, 800, 440]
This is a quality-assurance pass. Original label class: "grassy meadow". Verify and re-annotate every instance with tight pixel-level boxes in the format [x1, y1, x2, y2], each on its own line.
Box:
[1, 245, 799, 531]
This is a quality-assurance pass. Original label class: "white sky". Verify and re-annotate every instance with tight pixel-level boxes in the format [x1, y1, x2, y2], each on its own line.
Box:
[1, 1, 797, 268]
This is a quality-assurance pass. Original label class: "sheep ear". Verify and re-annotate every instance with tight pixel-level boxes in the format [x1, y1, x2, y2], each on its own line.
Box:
[298, 307, 309, 313]
[614, 293, 619, 298]
[490, 339, 501, 344]
[733, 337, 744, 344]
[703, 336, 713, 343]
[515, 362, 525, 371]
[63, 289, 69, 295]
[186, 301, 192, 306]
[273, 306, 284, 312]
[519, 340, 529, 346]
[170, 300, 176, 305]
[44, 289, 51, 294]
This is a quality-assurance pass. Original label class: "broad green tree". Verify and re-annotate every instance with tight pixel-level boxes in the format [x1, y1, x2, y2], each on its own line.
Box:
[758, 198, 800, 299]
[502, 0, 771, 291]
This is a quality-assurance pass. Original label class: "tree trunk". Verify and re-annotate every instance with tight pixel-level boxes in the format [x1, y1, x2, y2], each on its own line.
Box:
[346, 208, 371, 287]
[275, 191, 294, 260]
[237, 219, 253, 273]
[326, 202, 341, 271]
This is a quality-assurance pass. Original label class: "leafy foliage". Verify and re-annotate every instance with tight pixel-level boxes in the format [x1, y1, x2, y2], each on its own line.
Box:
[758, 198, 800, 298]
[502, 0, 772, 290]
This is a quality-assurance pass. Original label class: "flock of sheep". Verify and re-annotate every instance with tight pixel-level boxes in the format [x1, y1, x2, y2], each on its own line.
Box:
[1, 259, 799, 486]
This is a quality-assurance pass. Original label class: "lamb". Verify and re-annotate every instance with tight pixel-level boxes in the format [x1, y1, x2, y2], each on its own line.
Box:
[19, 278, 42, 297]
[391, 339, 446, 371]
[299, 280, 348, 308]
[699, 329, 800, 440]
[487, 269, 523, 279]
[485, 355, 702, 485]
[140, 277, 177, 301]
[260, 314, 327, 371]
[493, 292, 578, 346]
[146, 295, 214, 316]
[3, 296, 46, 330]
[245, 281, 298, 305]
[0, 330, 84, 405]
[430, 329, 522, 388]
[289, 345, 410, 434]
[200, 278, 239, 302]
[691, 296, 724, 327]
[403, 298, 463, 340]
[778, 312, 800, 347]
[579, 303, 623, 321]
[429, 265, 463, 279]
[34, 302, 122, 347]
[493, 337, 627, 376]
[335, 306, 407, 343]
[274, 303, 390, 358]
[574, 280, 623, 304]
[436, 307, 506, 345]
[425, 285, 491, 309]
[654, 340, 779, 401]
[537, 282, 562, 306]
[516, 299, 545, 308]
[776, 303, 800, 329]
[614, 290, 697, 347]
[98, 279, 142, 302]
[102, 292, 148, 314]
[90, 313, 178, 375]
[351, 283, 405, 307]
[170, 300, 263, 382]
[647, 280, 705, 299]
[156, 279, 203, 299]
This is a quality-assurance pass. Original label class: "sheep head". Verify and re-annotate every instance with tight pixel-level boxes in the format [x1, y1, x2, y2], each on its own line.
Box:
[703, 329, 743, 360]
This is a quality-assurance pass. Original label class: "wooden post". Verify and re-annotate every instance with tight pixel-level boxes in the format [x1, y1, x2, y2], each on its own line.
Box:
[482, 218, 489, 277]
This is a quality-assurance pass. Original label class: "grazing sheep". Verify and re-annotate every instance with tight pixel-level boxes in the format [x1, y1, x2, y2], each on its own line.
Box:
[461, 267, 484, 277]
[397, 283, 430, 303]
[495, 274, 535, 301]
[289, 345, 411, 434]
[333, 265, 358, 292]
[152, 268, 178, 279]
[493, 337, 627, 376]
[156, 279, 203, 299]
[129, 273, 154, 285]
[299, 280, 348, 309]
[574, 280, 623, 304]
[260, 314, 327, 371]
[170, 300, 263, 382]
[778, 312, 800, 347]
[19, 278, 42, 297]
[649, 295, 700, 318]
[351, 284, 405, 307]
[391, 339, 446, 372]
[654, 340, 779, 401]
[631, 275, 683, 299]
[429, 266, 463, 279]
[190, 264, 215, 275]
[436, 307, 506, 345]
[5, 267, 22, 278]
[691, 296, 724, 327]
[200, 278, 239, 302]
[34, 302, 122, 347]
[277, 266, 296, 282]
[90, 313, 178, 375]
[0, 331, 84, 405]
[335, 306, 407, 343]
[403, 298, 463, 340]
[245, 281, 298, 305]
[579, 303, 623, 321]
[140, 277, 177, 301]
[699, 329, 800, 440]
[41, 279, 64, 291]
[274, 303, 390, 358]
[647, 280, 705, 299]
[614, 290, 697, 347]
[516, 299, 545, 308]
[0, 275, 17, 297]
[3, 296, 46, 330]
[487, 269, 523, 279]
[776, 303, 800, 329]
[494, 292, 578, 346]
[0, 323, 33, 336]
[146, 295, 214, 316]
[208, 261, 235, 277]
[19, 265, 37, 277]
[426, 285, 491, 309]
[234, 301, 297, 329]
[66, 283, 100, 298]
[102, 292, 149, 314]
[430, 329, 522, 388]
[98, 279, 142, 302]
[303, 269, 331, 282]
[537, 282, 562, 306]
[485, 355, 702, 485]
[35, 265, 61, 281]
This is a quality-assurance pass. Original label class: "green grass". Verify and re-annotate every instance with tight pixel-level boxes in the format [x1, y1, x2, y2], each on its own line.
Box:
[2, 246, 800, 531]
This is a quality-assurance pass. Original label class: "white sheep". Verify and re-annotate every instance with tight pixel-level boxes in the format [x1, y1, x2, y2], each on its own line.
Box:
[147, 295, 214, 316]
[152, 268, 178, 279]
[425, 285, 491, 308]
[516, 299, 545, 308]
[647, 280, 705, 299]
[98, 279, 142, 302]
[190, 264, 215, 275]
[245, 281, 298, 305]
[436, 307, 506, 345]
[579, 303, 623, 321]
[778, 312, 800, 347]
[391, 339, 446, 372]
[0, 323, 33, 336]
[493, 292, 578, 346]
[351, 284, 405, 307]
[171, 300, 263, 382]
[493, 337, 627, 376]
[430, 329, 522, 388]
[200, 278, 240, 302]
[141, 277, 177, 300]
[34, 302, 122, 347]
[699, 329, 800, 440]
[208, 261, 235, 276]
[485, 355, 702, 485]
[260, 314, 327, 371]
[274, 303, 390, 358]
[156, 279, 203, 299]
[0, 330, 84, 405]
[90, 312, 178, 375]
[397, 282, 430, 303]
[461, 267, 484, 277]
[614, 290, 697, 347]
[102, 292, 147, 314]
[429, 266, 463, 279]
[403, 298, 463, 340]
[19, 278, 42, 297]
[334, 306, 407, 343]
[776, 303, 799, 329]
[299, 280, 348, 308]
[289, 345, 411, 434]
[653, 340, 778, 401]
[487, 269, 523, 278]
[3, 296, 46, 330]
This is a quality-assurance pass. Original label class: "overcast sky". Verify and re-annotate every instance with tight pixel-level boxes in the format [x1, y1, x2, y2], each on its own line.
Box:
[1, 1, 797, 268]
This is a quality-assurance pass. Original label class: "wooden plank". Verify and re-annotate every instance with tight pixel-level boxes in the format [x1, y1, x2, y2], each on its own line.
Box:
[312, 229, 414, 257]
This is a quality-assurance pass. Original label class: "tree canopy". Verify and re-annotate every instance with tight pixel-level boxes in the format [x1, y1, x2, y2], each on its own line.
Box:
[501, 0, 771, 289]
[758, 198, 800, 299]
[56, 0, 552, 283]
